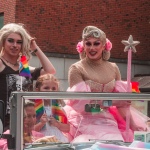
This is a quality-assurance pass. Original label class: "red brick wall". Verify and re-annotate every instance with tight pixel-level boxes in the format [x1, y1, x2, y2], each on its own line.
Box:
[0, 0, 150, 61]
[0, 0, 16, 23]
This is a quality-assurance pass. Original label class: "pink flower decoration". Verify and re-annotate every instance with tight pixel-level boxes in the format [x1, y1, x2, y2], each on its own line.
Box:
[76, 41, 83, 53]
[105, 38, 112, 51]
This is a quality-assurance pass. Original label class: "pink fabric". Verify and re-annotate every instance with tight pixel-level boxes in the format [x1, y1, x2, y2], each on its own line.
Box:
[0, 130, 44, 150]
[65, 81, 149, 143]
[109, 81, 149, 141]
[118, 106, 149, 131]
[66, 81, 91, 112]
[127, 49, 132, 92]
[64, 81, 127, 142]
[114, 80, 130, 92]
[108, 106, 134, 142]
[115, 80, 149, 131]
[32, 130, 44, 141]
[0, 130, 9, 150]
[0, 138, 7, 150]
[113, 80, 133, 142]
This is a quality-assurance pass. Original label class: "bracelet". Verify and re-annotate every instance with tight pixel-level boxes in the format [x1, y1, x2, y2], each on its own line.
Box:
[33, 49, 38, 53]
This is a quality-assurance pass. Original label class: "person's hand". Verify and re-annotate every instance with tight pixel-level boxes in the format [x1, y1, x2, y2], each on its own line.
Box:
[49, 116, 60, 128]
[30, 38, 38, 51]
[33, 135, 60, 143]
[40, 113, 48, 124]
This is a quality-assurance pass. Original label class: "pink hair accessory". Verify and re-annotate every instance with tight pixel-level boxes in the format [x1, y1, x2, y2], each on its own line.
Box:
[76, 41, 83, 53]
[105, 38, 112, 51]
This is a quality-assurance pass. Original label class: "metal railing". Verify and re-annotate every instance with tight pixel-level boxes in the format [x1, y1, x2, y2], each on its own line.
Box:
[9, 91, 150, 150]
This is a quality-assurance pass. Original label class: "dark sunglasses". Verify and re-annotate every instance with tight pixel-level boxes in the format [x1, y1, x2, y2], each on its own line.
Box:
[85, 41, 101, 47]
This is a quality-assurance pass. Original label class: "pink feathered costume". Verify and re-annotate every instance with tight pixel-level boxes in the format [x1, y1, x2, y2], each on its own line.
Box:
[64, 57, 149, 143]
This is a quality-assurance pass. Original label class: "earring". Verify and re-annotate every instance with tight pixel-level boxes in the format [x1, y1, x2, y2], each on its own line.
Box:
[102, 50, 110, 61]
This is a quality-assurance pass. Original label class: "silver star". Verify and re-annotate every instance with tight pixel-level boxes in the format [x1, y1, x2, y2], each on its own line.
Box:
[121, 35, 140, 53]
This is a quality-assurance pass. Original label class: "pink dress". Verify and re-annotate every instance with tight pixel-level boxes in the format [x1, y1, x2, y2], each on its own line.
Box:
[64, 81, 132, 142]
[64, 81, 149, 143]
[65, 57, 149, 143]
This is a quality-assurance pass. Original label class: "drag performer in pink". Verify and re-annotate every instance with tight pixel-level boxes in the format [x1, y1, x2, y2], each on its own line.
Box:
[64, 26, 147, 143]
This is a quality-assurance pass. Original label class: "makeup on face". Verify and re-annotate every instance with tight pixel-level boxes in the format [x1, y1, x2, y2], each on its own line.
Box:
[85, 41, 101, 47]
[7, 38, 23, 45]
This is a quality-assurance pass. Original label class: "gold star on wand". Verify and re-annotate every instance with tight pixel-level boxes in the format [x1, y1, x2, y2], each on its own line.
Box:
[121, 35, 140, 53]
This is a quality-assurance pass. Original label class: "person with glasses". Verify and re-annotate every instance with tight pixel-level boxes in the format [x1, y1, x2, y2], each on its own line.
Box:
[64, 26, 135, 142]
[0, 23, 56, 131]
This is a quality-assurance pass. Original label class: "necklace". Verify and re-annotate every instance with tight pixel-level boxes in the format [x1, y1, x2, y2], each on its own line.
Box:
[2, 56, 18, 66]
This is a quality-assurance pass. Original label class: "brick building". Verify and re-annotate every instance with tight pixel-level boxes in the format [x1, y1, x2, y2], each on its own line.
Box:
[0, 0, 150, 90]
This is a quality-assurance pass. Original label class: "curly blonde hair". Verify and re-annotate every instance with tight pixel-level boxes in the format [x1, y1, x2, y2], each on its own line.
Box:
[0, 23, 32, 59]
[82, 26, 106, 44]
[80, 25, 110, 60]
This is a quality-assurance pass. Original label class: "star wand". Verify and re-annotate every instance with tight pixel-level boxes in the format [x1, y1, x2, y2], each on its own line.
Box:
[121, 35, 140, 92]
[121, 35, 140, 142]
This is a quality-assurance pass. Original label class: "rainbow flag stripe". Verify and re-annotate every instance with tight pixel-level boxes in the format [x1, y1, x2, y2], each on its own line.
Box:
[52, 100, 67, 124]
[34, 99, 44, 120]
[131, 82, 140, 93]
[19, 55, 31, 78]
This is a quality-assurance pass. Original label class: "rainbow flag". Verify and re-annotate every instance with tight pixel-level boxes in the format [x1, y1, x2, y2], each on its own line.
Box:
[52, 100, 67, 124]
[34, 99, 44, 120]
[19, 55, 31, 78]
[131, 82, 140, 93]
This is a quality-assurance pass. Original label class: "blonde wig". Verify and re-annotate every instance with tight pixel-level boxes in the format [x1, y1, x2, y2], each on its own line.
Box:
[81, 26, 110, 60]
[0, 23, 32, 59]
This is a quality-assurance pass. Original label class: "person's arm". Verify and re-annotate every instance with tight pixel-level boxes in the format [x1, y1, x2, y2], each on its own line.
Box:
[56, 122, 70, 133]
[112, 63, 131, 107]
[30, 39, 56, 75]
[34, 113, 47, 132]
[114, 63, 121, 81]
[68, 64, 84, 88]
[49, 116, 70, 132]
[34, 122, 46, 132]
